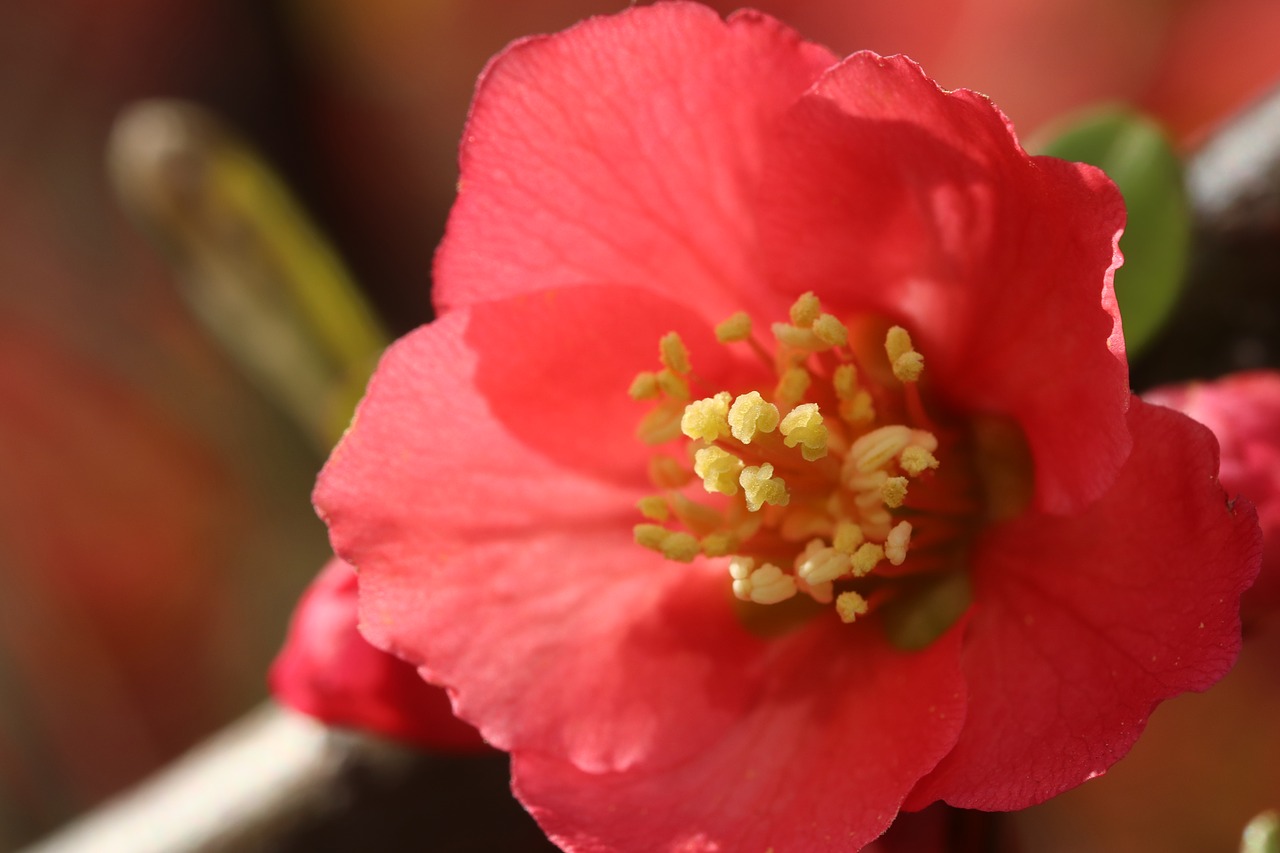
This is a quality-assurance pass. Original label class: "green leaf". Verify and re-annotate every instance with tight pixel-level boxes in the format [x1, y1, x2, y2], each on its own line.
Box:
[1035, 108, 1191, 357]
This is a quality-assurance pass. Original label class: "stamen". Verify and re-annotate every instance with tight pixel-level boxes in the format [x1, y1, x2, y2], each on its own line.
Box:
[881, 476, 909, 508]
[715, 312, 752, 343]
[812, 314, 848, 347]
[851, 542, 885, 576]
[655, 369, 690, 400]
[628, 372, 660, 400]
[727, 391, 780, 443]
[693, 446, 744, 496]
[849, 425, 913, 473]
[659, 332, 691, 375]
[885, 326, 924, 383]
[885, 521, 912, 566]
[729, 558, 797, 605]
[681, 392, 732, 442]
[796, 539, 852, 585]
[771, 322, 827, 352]
[637, 404, 684, 445]
[774, 367, 811, 409]
[900, 446, 940, 476]
[836, 591, 869, 624]
[740, 463, 789, 512]
[789, 292, 822, 327]
[779, 403, 829, 461]
[636, 496, 669, 521]
[833, 521, 865, 554]
[634, 525, 701, 562]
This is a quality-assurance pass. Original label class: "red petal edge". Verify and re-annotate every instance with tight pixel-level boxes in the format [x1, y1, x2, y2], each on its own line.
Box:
[906, 397, 1262, 810]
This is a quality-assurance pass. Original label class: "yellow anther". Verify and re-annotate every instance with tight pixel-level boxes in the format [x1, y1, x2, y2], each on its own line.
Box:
[715, 311, 753, 343]
[680, 392, 732, 442]
[834, 364, 857, 399]
[833, 521, 865, 554]
[885, 325, 924, 382]
[727, 391, 780, 443]
[628, 372, 660, 400]
[771, 322, 824, 351]
[655, 369, 690, 400]
[660, 531, 701, 562]
[693, 446, 744, 496]
[900, 446, 941, 476]
[636, 496, 669, 521]
[851, 542, 885, 577]
[789, 291, 822, 327]
[849, 425, 913, 473]
[648, 454, 692, 489]
[739, 463, 790, 512]
[885, 521, 912, 566]
[774, 367, 811, 409]
[634, 524, 669, 551]
[881, 476, 909, 508]
[701, 532, 736, 557]
[730, 559, 797, 605]
[668, 494, 725, 535]
[836, 591, 870, 624]
[796, 541, 852, 585]
[779, 403, 829, 461]
[659, 332, 691, 375]
[812, 314, 848, 347]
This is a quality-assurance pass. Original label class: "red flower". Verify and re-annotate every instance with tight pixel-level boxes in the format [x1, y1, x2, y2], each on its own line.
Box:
[270, 558, 486, 751]
[315, 4, 1261, 849]
[1146, 372, 1280, 627]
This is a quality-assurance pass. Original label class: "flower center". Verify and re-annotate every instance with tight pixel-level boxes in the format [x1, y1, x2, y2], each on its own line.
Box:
[631, 292, 988, 629]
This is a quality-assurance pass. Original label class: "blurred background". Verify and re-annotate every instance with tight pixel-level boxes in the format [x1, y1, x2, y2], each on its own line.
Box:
[2, 0, 1279, 850]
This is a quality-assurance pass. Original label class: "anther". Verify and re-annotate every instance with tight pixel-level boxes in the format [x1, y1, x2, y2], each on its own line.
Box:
[779, 403, 829, 461]
[789, 292, 822, 327]
[659, 332, 691, 375]
[729, 558, 797, 605]
[774, 367, 811, 409]
[833, 521, 865, 554]
[851, 542, 885, 576]
[881, 476, 909, 508]
[636, 496, 669, 521]
[900, 446, 940, 476]
[812, 314, 848, 347]
[885, 326, 924, 382]
[715, 311, 752, 343]
[655, 369, 690, 400]
[681, 392, 732, 442]
[885, 521, 912, 566]
[849, 425, 913, 473]
[727, 391, 780, 443]
[836, 591, 869, 624]
[628, 372, 660, 400]
[739, 463, 790, 512]
[693, 446, 744, 495]
[796, 540, 852, 585]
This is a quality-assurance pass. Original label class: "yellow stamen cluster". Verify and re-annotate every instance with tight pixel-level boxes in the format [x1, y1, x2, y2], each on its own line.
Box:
[630, 293, 943, 625]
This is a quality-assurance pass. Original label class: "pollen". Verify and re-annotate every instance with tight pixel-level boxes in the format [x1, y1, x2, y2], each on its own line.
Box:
[789, 292, 822, 327]
[885, 326, 924, 383]
[681, 392, 732, 442]
[659, 332, 691, 375]
[739, 463, 789, 512]
[836, 591, 869, 624]
[779, 403, 828, 461]
[727, 391, 779, 443]
[630, 294, 965, 626]
[715, 311, 752, 342]
[693, 446, 744, 495]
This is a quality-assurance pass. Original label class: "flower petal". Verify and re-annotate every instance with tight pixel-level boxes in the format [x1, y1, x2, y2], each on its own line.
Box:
[514, 622, 967, 852]
[905, 397, 1261, 810]
[269, 558, 487, 751]
[756, 53, 1130, 514]
[435, 3, 835, 320]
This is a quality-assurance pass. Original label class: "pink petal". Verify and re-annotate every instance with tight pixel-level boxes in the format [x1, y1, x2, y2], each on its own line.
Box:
[317, 286, 767, 773]
[514, 622, 966, 853]
[756, 53, 1130, 515]
[906, 398, 1261, 810]
[1145, 371, 1280, 624]
[269, 558, 486, 751]
[434, 3, 835, 321]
